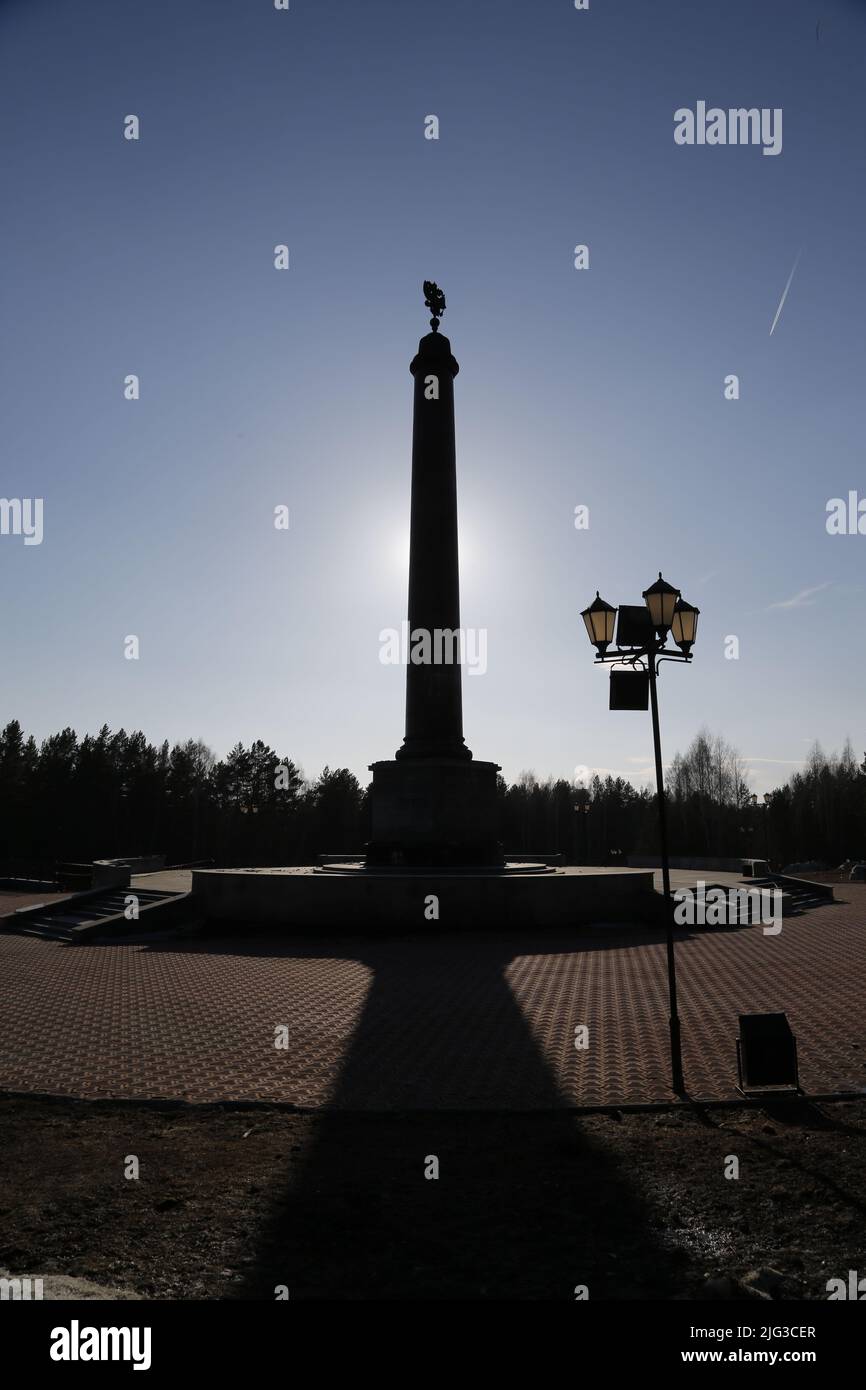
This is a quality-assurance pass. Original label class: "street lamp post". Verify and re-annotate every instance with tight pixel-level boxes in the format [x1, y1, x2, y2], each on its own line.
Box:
[751, 791, 772, 867]
[581, 573, 699, 1097]
[646, 648, 684, 1094]
[573, 788, 591, 865]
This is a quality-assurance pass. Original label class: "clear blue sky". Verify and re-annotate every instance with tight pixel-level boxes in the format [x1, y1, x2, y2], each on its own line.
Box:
[2, 0, 863, 795]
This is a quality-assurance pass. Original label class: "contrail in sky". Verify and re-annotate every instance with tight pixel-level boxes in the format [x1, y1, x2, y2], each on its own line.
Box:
[769, 249, 802, 336]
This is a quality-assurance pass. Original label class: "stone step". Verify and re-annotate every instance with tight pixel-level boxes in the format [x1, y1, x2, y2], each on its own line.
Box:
[6, 889, 189, 942]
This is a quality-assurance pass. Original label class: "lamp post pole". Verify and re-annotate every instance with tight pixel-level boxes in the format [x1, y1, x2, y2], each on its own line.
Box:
[573, 792, 590, 866]
[751, 792, 772, 869]
[647, 647, 684, 1095]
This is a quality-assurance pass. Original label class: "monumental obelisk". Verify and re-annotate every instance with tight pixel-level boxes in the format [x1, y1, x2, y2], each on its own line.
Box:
[399, 282, 469, 762]
[193, 285, 653, 925]
[367, 284, 502, 867]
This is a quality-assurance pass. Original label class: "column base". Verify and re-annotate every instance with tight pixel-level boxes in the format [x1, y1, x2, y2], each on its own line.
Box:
[366, 758, 503, 867]
[395, 736, 473, 761]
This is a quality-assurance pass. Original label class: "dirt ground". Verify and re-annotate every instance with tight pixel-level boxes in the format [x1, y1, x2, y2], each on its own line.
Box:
[1, 1095, 863, 1300]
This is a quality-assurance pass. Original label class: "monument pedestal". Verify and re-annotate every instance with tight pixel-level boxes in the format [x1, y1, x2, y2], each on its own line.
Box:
[366, 758, 502, 867]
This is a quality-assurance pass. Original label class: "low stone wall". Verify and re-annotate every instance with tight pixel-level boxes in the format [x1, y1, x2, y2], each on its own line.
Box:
[627, 855, 744, 873]
[92, 856, 166, 889]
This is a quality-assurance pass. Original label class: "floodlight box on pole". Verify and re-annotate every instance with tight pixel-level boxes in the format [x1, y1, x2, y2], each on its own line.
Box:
[609, 670, 650, 710]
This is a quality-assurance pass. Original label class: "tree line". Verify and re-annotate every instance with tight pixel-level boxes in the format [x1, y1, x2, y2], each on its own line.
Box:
[0, 720, 863, 875]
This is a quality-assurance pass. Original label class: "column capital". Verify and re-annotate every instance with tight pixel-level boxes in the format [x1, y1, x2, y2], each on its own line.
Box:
[410, 331, 459, 379]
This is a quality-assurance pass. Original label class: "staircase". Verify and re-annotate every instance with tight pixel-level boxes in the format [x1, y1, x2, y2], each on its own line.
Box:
[1, 884, 193, 944]
[756, 873, 835, 917]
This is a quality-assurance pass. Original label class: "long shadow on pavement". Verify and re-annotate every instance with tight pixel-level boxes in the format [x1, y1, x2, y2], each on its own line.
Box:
[194, 929, 696, 1299]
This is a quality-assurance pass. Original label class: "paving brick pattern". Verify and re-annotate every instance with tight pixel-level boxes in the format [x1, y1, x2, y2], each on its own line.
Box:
[0, 896, 864, 1107]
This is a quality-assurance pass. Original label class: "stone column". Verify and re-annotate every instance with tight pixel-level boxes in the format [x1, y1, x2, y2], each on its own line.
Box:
[396, 327, 471, 761]
[366, 287, 502, 868]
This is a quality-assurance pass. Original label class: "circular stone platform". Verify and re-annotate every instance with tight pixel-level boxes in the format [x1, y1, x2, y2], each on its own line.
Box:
[316, 860, 554, 875]
[191, 865, 655, 930]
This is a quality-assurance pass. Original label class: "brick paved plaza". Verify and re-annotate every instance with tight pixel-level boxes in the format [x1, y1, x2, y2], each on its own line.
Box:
[1, 879, 864, 1109]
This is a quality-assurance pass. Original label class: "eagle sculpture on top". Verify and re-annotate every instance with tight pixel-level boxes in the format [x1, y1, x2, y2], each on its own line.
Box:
[423, 281, 446, 332]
